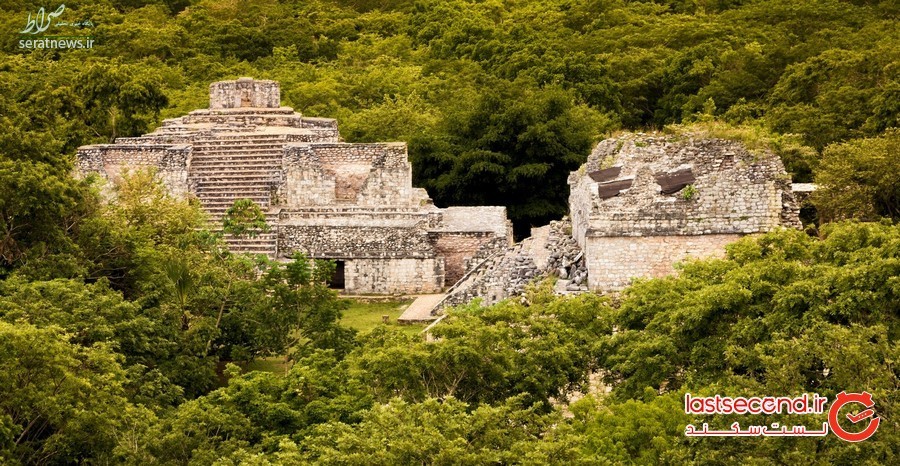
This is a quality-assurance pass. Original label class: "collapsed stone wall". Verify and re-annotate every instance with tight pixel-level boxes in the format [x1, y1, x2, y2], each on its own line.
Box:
[545, 218, 589, 293]
[433, 217, 585, 313]
[437, 243, 540, 310]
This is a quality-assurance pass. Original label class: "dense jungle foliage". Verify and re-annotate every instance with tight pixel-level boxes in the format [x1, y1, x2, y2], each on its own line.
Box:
[0, 0, 898, 464]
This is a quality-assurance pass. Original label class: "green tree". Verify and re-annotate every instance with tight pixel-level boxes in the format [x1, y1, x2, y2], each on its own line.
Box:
[222, 198, 269, 240]
[413, 82, 597, 237]
[350, 281, 610, 406]
[812, 129, 900, 221]
[0, 321, 153, 464]
[74, 62, 169, 142]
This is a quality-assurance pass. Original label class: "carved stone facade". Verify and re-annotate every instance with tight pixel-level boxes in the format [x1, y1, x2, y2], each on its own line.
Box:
[76, 78, 511, 294]
[568, 133, 801, 290]
[209, 77, 280, 109]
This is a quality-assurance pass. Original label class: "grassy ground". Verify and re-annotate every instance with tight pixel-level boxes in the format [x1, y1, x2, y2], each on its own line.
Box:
[241, 357, 292, 375]
[341, 298, 425, 336]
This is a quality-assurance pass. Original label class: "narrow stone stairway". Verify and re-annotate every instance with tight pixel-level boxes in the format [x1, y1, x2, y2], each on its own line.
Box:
[189, 134, 285, 257]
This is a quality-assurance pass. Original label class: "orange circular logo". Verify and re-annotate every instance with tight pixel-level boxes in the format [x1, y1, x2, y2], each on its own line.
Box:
[828, 391, 880, 442]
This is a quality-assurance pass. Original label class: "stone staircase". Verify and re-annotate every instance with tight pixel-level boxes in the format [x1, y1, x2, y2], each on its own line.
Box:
[189, 134, 285, 257]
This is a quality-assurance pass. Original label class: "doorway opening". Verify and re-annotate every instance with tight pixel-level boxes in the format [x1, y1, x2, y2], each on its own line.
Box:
[329, 260, 346, 289]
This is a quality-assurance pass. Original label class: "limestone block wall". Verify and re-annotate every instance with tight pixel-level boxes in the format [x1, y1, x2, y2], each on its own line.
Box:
[278, 209, 440, 227]
[281, 164, 336, 207]
[584, 234, 741, 289]
[283, 143, 423, 207]
[344, 258, 444, 294]
[300, 117, 341, 141]
[277, 225, 435, 259]
[438, 206, 511, 236]
[567, 134, 803, 292]
[76, 144, 190, 196]
[209, 78, 280, 109]
[568, 171, 595, 249]
[177, 110, 337, 134]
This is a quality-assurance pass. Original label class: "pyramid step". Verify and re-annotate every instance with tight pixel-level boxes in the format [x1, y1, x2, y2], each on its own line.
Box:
[193, 137, 286, 143]
[196, 187, 270, 194]
[195, 189, 273, 195]
[192, 151, 283, 157]
[196, 183, 271, 188]
[200, 203, 271, 210]
[190, 161, 282, 168]
[190, 174, 278, 180]
[191, 155, 282, 160]
[193, 137, 287, 144]
[191, 171, 277, 176]
[198, 198, 271, 204]
[190, 172, 278, 179]
[192, 145, 284, 152]
[198, 198, 271, 205]
[192, 173, 278, 178]
[191, 156, 282, 161]
[199, 197, 270, 203]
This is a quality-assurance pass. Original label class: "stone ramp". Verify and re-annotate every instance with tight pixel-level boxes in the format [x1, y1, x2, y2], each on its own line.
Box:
[523, 225, 551, 270]
[398, 294, 446, 323]
[429, 217, 588, 316]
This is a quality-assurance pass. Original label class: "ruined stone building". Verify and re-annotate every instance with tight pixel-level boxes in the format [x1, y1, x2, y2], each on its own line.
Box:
[75, 78, 802, 303]
[567, 133, 801, 290]
[430, 132, 803, 316]
[77, 78, 511, 294]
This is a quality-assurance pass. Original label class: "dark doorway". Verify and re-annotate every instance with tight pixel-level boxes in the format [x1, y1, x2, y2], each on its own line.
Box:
[329, 260, 345, 289]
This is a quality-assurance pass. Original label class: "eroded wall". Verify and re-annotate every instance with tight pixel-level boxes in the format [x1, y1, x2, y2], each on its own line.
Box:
[569, 134, 802, 291]
[429, 232, 497, 284]
[283, 143, 427, 208]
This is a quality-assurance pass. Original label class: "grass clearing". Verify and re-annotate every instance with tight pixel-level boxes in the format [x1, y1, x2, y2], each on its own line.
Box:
[341, 298, 426, 336]
[242, 356, 292, 375]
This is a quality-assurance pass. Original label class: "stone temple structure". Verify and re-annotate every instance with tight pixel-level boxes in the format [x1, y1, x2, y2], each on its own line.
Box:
[77, 78, 511, 294]
[567, 133, 801, 290]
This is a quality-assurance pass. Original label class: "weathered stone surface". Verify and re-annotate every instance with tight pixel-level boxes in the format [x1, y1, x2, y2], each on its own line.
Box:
[209, 78, 280, 109]
[568, 132, 802, 290]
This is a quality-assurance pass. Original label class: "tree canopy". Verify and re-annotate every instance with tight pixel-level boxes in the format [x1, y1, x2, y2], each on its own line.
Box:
[0, 0, 898, 463]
